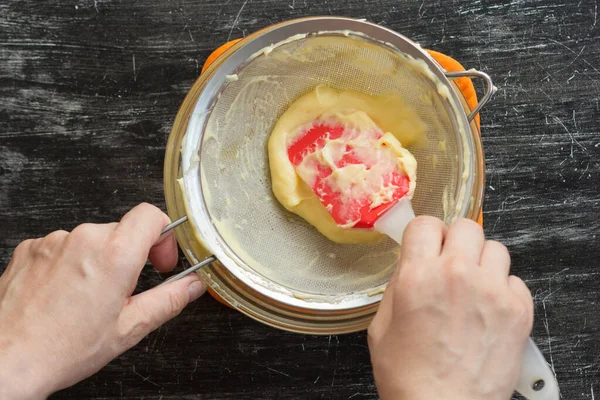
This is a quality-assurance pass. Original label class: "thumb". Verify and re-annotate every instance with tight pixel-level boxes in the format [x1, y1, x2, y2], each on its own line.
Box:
[116, 274, 207, 350]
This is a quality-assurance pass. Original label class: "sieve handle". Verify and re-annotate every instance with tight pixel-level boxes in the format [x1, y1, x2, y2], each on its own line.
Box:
[161, 215, 189, 235]
[158, 256, 217, 287]
[515, 338, 560, 400]
[444, 70, 494, 123]
[157, 215, 216, 286]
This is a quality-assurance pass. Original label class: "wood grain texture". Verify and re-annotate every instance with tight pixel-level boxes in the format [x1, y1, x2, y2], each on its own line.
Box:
[1, 0, 599, 398]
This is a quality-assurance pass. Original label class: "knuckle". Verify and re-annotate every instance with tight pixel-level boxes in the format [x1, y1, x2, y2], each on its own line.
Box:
[407, 216, 445, 234]
[524, 295, 534, 317]
[44, 230, 69, 246]
[367, 329, 385, 356]
[482, 285, 503, 306]
[129, 203, 170, 228]
[71, 223, 97, 239]
[107, 231, 143, 268]
[30, 238, 56, 260]
[14, 239, 34, 256]
[396, 265, 414, 286]
[138, 202, 155, 210]
[508, 276, 534, 311]
[136, 202, 163, 218]
[167, 290, 186, 316]
[509, 275, 528, 290]
[509, 285, 534, 328]
[445, 255, 470, 281]
[396, 266, 427, 295]
[387, 267, 400, 287]
[524, 302, 534, 328]
[510, 299, 526, 317]
[393, 277, 411, 300]
[452, 218, 484, 235]
[106, 234, 129, 262]
[510, 299, 531, 328]
[367, 325, 379, 348]
[486, 240, 510, 261]
[486, 240, 507, 252]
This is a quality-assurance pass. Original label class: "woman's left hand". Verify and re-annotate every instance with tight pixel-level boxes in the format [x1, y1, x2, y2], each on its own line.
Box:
[0, 203, 207, 400]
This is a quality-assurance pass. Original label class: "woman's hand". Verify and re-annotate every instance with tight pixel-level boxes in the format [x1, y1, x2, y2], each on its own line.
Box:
[368, 217, 534, 400]
[0, 203, 206, 400]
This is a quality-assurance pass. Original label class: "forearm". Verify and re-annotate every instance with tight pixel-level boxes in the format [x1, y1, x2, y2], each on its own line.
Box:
[0, 340, 49, 400]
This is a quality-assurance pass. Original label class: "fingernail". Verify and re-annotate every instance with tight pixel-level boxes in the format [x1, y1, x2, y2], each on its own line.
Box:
[188, 279, 207, 302]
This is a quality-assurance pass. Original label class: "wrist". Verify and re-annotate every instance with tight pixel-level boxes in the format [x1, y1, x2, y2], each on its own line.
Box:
[377, 384, 470, 400]
[0, 337, 50, 400]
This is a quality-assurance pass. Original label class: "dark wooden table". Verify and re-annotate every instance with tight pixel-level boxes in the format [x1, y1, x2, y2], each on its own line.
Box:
[2, 1, 599, 399]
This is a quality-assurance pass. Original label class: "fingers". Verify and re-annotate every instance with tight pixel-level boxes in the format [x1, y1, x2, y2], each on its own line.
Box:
[148, 231, 179, 273]
[442, 219, 484, 262]
[112, 203, 174, 268]
[480, 240, 511, 281]
[507, 276, 534, 330]
[117, 274, 207, 350]
[368, 266, 397, 346]
[401, 216, 447, 262]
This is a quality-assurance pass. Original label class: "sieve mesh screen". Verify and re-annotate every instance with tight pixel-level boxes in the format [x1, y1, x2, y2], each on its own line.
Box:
[198, 34, 463, 296]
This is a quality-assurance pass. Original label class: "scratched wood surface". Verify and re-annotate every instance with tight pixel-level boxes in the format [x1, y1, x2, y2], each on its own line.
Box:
[1, 0, 599, 399]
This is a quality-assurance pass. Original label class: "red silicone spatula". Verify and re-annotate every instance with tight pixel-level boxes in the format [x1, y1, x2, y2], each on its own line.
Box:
[287, 121, 415, 244]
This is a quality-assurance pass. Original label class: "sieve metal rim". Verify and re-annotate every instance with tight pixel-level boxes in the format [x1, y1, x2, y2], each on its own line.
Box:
[176, 17, 491, 312]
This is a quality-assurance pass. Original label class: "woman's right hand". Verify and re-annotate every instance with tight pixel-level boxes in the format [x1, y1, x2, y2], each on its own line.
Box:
[368, 217, 534, 400]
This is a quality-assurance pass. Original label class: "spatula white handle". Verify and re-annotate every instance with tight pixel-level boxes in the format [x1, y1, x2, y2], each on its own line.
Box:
[516, 338, 559, 400]
[373, 197, 415, 244]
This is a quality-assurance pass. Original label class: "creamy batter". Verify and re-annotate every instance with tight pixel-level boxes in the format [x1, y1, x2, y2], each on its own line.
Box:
[268, 85, 423, 244]
[176, 28, 477, 306]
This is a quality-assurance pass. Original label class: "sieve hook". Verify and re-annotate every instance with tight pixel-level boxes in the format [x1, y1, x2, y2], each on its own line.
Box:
[156, 215, 216, 286]
[444, 70, 495, 123]
[158, 255, 217, 287]
[160, 215, 189, 235]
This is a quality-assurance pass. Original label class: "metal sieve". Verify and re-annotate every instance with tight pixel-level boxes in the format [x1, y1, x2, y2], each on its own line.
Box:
[164, 17, 493, 332]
